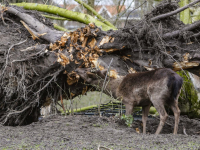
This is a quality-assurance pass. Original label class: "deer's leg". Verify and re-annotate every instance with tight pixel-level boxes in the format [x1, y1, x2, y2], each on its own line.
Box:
[153, 103, 168, 135]
[142, 104, 151, 134]
[170, 100, 180, 134]
[124, 100, 134, 116]
[60, 93, 66, 113]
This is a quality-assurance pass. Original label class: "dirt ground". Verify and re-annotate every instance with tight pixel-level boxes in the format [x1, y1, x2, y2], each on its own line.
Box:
[0, 115, 200, 150]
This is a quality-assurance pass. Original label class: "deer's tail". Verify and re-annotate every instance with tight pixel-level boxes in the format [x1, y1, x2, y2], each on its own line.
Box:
[168, 73, 183, 101]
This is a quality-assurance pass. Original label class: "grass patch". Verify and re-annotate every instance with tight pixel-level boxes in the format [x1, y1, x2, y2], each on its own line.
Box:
[58, 91, 118, 113]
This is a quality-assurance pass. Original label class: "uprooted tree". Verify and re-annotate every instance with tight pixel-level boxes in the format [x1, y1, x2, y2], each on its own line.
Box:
[0, 1, 200, 126]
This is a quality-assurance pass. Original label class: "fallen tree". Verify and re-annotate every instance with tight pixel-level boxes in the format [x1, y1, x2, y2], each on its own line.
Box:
[0, 1, 200, 125]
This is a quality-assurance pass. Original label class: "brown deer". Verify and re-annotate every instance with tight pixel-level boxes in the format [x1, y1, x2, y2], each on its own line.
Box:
[75, 68, 183, 134]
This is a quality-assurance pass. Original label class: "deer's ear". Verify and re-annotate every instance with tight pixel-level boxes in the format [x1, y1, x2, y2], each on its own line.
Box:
[87, 72, 98, 79]
[101, 69, 108, 76]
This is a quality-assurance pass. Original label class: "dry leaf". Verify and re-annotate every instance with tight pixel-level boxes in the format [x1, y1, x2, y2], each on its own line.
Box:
[148, 59, 152, 66]
[108, 70, 118, 79]
[82, 86, 88, 95]
[103, 48, 118, 53]
[89, 22, 95, 28]
[84, 61, 90, 67]
[99, 36, 111, 46]
[128, 68, 137, 73]
[60, 36, 68, 47]
[63, 32, 70, 38]
[183, 53, 190, 62]
[57, 56, 62, 63]
[70, 93, 75, 97]
[76, 52, 82, 60]
[69, 46, 73, 53]
[136, 128, 140, 134]
[63, 70, 68, 74]
[71, 32, 79, 43]
[70, 54, 74, 61]
[67, 71, 80, 85]
[85, 25, 91, 35]
[57, 53, 70, 67]
[95, 28, 99, 33]
[98, 65, 105, 70]
[79, 31, 84, 42]
[88, 38, 97, 49]
[122, 56, 132, 62]
[50, 43, 59, 51]
[75, 60, 80, 64]
[144, 66, 155, 71]
[82, 37, 88, 47]
[110, 37, 115, 43]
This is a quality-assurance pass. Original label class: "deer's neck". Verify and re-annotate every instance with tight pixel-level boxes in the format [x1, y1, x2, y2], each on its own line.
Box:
[102, 77, 124, 99]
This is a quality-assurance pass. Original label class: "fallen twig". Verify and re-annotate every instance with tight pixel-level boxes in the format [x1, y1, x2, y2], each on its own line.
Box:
[98, 144, 113, 150]
[183, 126, 188, 135]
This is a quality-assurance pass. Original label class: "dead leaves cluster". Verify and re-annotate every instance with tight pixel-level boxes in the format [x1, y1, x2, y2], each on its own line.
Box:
[48, 23, 111, 86]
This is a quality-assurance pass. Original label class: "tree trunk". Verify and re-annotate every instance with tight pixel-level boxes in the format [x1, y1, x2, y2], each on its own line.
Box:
[0, 1, 200, 125]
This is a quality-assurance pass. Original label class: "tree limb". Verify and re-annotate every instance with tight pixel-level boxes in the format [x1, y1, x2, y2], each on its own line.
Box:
[42, 14, 70, 20]
[7, 6, 64, 43]
[53, 24, 70, 32]
[163, 19, 200, 39]
[11, 3, 115, 31]
[74, 0, 117, 29]
[151, 0, 200, 22]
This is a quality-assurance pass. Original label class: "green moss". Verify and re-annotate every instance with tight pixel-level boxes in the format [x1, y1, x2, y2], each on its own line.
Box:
[149, 107, 157, 114]
[92, 124, 101, 127]
[177, 71, 200, 118]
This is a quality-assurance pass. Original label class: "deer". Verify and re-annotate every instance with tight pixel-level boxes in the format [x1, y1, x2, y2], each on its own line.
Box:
[75, 68, 183, 134]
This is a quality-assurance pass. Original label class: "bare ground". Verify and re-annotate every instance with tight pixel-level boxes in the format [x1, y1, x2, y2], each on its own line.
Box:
[0, 115, 199, 150]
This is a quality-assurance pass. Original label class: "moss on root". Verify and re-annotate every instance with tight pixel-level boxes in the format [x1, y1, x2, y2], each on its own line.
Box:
[177, 71, 200, 118]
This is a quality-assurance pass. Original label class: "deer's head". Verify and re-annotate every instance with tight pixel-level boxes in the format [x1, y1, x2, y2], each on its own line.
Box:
[75, 68, 108, 84]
